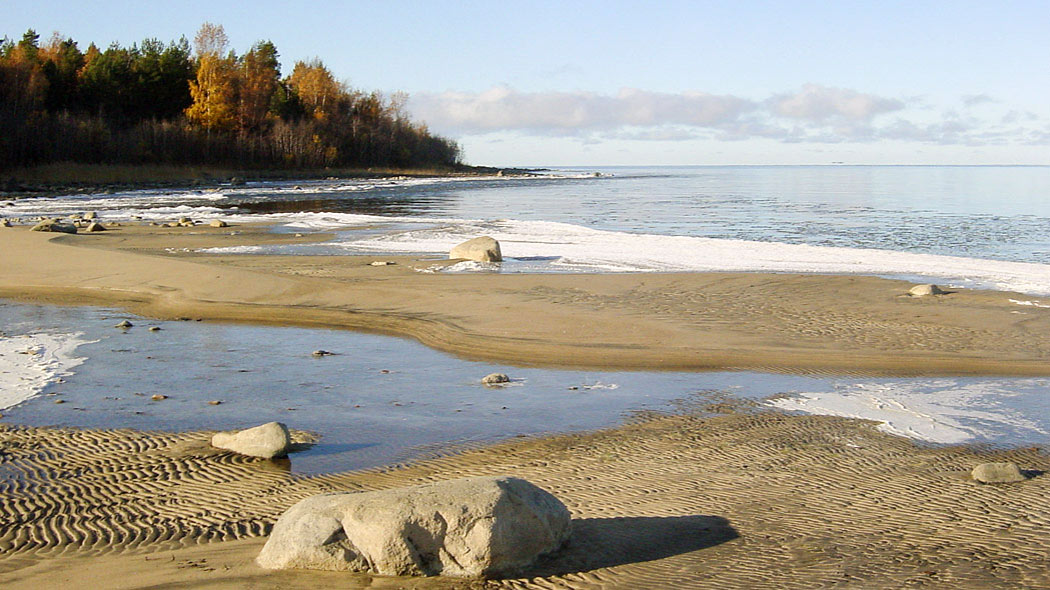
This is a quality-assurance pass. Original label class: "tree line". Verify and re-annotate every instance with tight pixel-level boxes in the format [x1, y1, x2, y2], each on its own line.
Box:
[0, 24, 462, 172]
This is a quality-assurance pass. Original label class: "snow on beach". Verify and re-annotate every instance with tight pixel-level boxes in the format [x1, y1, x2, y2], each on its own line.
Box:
[202, 214, 1050, 296]
[0, 332, 93, 410]
[769, 380, 1050, 444]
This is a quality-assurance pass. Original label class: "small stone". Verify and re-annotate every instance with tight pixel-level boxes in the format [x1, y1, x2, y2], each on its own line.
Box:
[369, 261, 396, 266]
[85, 222, 107, 232]
[151, 394, 168, 401]
[84, 211, 97, 220]
[148, 326, 161, 332]
[909, 284, 946, 297]
[54, 399, 65, 404]
[208, 400, 222, 406]
[0, 219, 11, 227]
[115, 320, 133, 328]
[209, 219, 228, 228]
[972, 462, 1026, 483]
[482, 372, 511, 386]
[311, 350, 333, 357]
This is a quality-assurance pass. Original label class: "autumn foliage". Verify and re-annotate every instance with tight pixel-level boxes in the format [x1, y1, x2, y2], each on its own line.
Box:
[0, 24, 462, 172]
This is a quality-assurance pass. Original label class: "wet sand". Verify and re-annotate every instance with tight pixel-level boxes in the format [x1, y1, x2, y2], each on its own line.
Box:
[3, 224, 1050, 375]
[2, 223, 1050, 588]
[1, 412, 1048, 589]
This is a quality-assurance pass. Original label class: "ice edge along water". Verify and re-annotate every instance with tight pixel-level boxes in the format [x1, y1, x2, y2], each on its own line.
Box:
[199, 214, 1050, 296]
[768, 380, 1050, 444]
[0, 332, 94, 409]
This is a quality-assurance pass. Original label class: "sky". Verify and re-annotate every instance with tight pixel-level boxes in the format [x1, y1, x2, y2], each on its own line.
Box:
[7, 1, 1049, 166]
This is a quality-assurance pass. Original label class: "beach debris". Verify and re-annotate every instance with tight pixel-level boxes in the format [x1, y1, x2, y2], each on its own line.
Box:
[114, 320, 134, 329]
[85, 221, 107, 232]
[450, 236, 503, 263]
[151, 394, 168, 401]
[30, 219, 78, 234]
[311, 349, 333, 357]
[211, 421, 291, 459]
[256, 475, 571, 577]
[369, 260, 396, 266]
[972, 462, 1027, 484]
[209, 219, 229, 228]
[908, 284, 946, 297]
[482, 372, 511, 386]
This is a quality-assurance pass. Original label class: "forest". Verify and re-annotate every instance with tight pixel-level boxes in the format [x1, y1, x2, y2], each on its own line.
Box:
[0, 24, 463, 174]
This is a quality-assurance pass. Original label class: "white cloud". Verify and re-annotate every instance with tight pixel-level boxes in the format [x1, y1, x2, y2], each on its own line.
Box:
[410, 86, 753, 135]
[408, 84, 1047, 147]
[767, 84, 904, 122]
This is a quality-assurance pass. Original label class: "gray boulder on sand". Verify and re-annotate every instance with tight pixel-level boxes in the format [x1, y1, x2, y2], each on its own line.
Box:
[450, 236, 502, 262]
[211, 421, 291, 459]
[908, 284, 946, 297]
[972, 462, 1027, 483]
[256, 475, 571, 578]
[30, 219, 77, 234]
[209, 219, 228, 228]
[482, 372, 511, 386]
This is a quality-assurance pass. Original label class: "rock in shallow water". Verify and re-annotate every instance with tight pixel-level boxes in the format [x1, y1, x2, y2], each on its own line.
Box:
[211, 421, 291, 459]
[482, 372, 511, 386]
[257, 475, 571, 577]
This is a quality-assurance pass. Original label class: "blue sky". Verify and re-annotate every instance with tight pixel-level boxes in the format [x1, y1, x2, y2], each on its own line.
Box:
[7, 1, 1049, 166]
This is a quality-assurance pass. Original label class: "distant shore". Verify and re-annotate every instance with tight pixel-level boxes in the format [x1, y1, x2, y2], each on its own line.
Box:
[0, 162, 542, 199]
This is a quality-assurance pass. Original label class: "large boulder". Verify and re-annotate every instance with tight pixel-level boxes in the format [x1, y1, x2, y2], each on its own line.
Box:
[211, 421, 291, 459]
[257, 475, 571, 578]
[972, 462, 1026, 483]
[450, 236, 502, 263]
[30, 219, 77, 234]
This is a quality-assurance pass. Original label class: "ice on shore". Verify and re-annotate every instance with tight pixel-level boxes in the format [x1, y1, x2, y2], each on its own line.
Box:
[769, 380, 1050, 444]
[0, 332, 92, 410]
[210, 215, 1050, 296]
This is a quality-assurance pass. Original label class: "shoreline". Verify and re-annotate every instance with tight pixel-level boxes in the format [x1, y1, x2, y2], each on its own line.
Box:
[0, 162, 541, 199]
[2, 224, 1050, 376]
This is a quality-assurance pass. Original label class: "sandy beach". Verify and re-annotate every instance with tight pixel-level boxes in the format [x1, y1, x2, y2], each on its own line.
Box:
[3, 225, 1050, 376]
[2, 223, 1050, 588]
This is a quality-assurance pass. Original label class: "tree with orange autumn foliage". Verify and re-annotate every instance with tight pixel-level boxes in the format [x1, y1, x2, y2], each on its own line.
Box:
[185, 23, 238, 131]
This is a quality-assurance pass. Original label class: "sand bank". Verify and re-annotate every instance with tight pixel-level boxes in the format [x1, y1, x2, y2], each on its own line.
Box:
[1, 411, 1047, 589]
[2, 225, 1050, 375]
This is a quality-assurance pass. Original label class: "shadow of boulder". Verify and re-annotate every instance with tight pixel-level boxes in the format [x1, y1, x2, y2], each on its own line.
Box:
[521, 515, 737, 578]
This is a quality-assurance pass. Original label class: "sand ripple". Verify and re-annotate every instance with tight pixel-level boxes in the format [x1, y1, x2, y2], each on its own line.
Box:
[1, 412, 1048, 588]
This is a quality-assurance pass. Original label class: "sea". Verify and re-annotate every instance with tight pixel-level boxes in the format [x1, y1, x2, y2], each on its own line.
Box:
[2, 165, 1050, 473]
